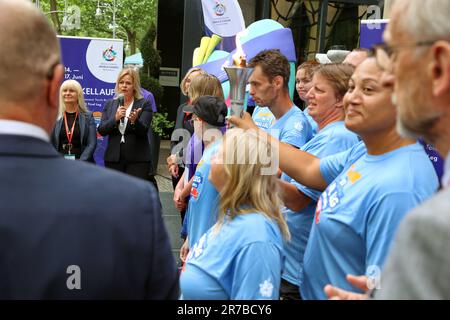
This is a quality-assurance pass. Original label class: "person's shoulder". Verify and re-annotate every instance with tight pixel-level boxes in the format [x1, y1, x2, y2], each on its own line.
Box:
[383, 143, 438, 188]
[63, 161, 157, 201]
[406, 188, 450, 226]
[324, 122, 359, 142]
[394, 188, 450, 252]
[232, 213, 283, 245]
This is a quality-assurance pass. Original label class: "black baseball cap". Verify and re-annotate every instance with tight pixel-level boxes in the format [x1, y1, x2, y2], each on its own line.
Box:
[184, 96, 228, 127]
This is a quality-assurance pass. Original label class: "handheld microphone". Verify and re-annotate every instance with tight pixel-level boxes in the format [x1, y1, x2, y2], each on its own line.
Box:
[115, 93, 125, 123]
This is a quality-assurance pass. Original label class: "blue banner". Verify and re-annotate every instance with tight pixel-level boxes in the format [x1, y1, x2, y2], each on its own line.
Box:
[58, 36, 123, 166]
[359, 19, 388, 48]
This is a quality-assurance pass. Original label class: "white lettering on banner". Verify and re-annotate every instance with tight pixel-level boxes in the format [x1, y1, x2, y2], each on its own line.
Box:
[83, 88, 115, 96]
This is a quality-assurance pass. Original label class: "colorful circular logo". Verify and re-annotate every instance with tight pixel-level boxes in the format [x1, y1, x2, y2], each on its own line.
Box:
[102, 46, 117, 62]
[214, 2, 226, 16]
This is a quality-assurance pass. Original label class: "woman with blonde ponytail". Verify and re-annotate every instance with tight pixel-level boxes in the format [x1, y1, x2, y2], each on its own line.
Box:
[180, 128, 288, 300]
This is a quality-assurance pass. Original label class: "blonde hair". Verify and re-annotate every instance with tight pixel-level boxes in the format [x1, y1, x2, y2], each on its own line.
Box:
[58, 80, 89, 118]
[214, 129, 290, 240]
[180, 68, 208, 96]
[188, 74, 224, 104]
[114, 67, 143, 100]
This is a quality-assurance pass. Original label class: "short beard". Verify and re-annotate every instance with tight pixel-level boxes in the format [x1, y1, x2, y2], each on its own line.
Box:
[396, 111, 440, 144]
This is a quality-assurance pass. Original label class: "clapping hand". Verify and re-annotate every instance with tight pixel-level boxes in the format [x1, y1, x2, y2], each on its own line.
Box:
[128, 108, 142, 124]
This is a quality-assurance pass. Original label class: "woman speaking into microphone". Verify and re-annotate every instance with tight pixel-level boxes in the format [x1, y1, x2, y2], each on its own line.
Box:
[98, 67, 153, 181]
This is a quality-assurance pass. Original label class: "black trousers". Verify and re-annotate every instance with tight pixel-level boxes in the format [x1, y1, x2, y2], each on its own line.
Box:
[280, 278, 302, 300]
[105, 160, 149, 180]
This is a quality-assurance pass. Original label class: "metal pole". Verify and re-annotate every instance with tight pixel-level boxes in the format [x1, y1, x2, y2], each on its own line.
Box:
[317, 0, 329, 53]
[262, 0, 271, 19]
[113, 0, 116, 39]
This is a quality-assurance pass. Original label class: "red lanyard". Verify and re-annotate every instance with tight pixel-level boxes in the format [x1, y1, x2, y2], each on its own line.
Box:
[64, 111, 78, 146]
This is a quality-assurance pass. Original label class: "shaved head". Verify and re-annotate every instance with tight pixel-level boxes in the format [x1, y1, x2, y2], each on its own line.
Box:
[0, 0, 60, 104]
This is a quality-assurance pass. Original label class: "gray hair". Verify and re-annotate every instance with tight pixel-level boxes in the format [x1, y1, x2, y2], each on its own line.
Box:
[0, 0, 61, 103]
[397, 0, 450, 42]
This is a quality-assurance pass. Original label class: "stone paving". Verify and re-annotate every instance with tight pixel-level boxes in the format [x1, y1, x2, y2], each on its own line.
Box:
[155, 140, 183, 264]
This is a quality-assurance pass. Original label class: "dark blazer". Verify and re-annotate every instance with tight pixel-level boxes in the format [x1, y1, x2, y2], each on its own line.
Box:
[50, 111, 97, 162]
[0, 134, 178, 299]
[98, 98, 152, 163]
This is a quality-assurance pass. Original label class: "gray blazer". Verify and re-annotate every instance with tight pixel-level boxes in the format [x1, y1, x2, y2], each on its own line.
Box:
[51, 111, 97, 162]
[374, 187, 450, 299]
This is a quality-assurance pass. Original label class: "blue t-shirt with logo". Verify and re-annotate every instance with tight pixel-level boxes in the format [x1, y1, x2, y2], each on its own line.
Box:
[185, 142, 221, 249]
[252, 105, 313, 182]
[282, 121, 359, 287]
[180, 213, 284, 300]
[300, 142, 439, 300]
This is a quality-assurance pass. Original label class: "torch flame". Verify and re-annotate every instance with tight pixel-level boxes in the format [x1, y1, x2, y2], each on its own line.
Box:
[232, 30, 248, 67]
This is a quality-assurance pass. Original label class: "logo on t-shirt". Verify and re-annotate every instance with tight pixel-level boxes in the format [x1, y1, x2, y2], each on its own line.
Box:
[191, 173, 203, 199]
[294, 121, 304, 132]
[316, 177, 347, 223]
[315, 197, 322, 224]
[346, 164, 362, 184]
[259, 278, 274, 298]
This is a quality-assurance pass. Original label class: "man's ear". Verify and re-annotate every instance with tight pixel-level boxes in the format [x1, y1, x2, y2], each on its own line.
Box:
[429, 41, 450, 98]
[273, 75, 284, 89]
[48, 64, 64, 110]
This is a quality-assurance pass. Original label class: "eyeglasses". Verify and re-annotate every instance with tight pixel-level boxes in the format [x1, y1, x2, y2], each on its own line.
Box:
[370, 41, 435, 72]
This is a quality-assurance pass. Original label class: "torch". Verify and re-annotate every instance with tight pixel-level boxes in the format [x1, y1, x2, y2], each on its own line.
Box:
[223, 33, 253, 119]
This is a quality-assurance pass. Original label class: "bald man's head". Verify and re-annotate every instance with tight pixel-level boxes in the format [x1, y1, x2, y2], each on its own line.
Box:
[342, 49, 369, 67]
[0, 0, 60, 104]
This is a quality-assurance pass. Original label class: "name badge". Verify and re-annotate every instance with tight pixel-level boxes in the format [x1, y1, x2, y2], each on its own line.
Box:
[64, 154, 76, 160]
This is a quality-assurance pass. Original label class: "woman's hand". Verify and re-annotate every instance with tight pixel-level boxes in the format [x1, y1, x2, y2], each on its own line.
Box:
[180, 238, 189, 263]
[115, 105, 126, 122]
[169, 164, 179, 178]
[128, 108, 142, 124]
[167, 155, 179, 178]
[173, 188, 187, 211]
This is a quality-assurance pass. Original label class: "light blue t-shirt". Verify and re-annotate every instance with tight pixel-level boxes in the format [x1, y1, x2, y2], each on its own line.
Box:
[282, 121, 359, 287]
[300, 142, 439, 300]
[252, 105, 312, 149]
[180, 213, 284, 300]
[303, 107, 318, 137]
[185, 142, 221, 249]
[252, 105, 313, 182]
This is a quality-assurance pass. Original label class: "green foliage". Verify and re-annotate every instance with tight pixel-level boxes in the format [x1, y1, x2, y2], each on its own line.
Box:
[140, 23, 161, 78]
[36, 0, 157, 56]
[152, 113, 174, 138]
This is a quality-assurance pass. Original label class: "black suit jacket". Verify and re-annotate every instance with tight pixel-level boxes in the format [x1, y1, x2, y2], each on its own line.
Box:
[0, 134, 178, 299]
[98, 98, 152, 163]
[50, 111, 97, 162]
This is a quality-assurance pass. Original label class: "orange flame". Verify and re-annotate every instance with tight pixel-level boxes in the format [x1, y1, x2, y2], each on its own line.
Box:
[232, 30, 248, 67]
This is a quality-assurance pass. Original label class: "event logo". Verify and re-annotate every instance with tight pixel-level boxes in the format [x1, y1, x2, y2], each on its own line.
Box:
[214, 1, 226, 16]
[102, 46, 117, 62]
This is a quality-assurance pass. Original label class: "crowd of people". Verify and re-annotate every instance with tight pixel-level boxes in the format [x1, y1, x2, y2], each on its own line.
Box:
[0, 0, 449, 300]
